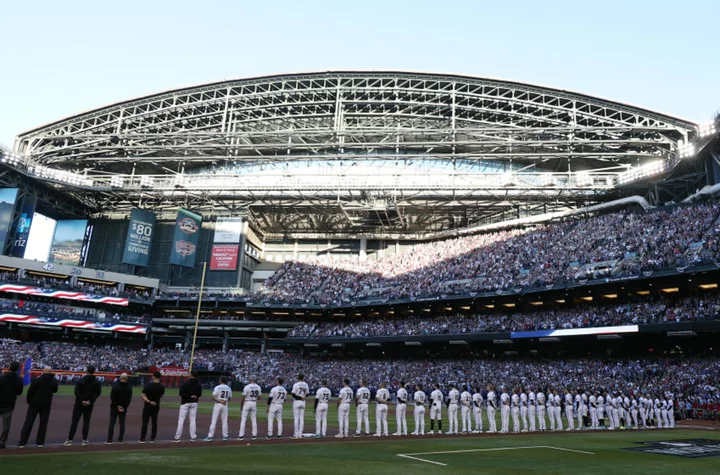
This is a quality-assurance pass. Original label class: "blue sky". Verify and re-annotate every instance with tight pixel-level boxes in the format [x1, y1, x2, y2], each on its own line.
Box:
[1, 0, 718, 147]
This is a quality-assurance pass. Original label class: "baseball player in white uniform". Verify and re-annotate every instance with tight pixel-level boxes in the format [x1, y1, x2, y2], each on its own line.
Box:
[520, 390, 529, 432]
[536, 390, 546, 431]
[205, 377, 232, 441]
[597, 393, 606, 429]
[336, 379, 353, 438]
[527, 388, 536, 432]
[266, 378, 287, 439]
[500, 388, 510, 433]
[375, 382, 390, 437]
[355, 380, 371, 437]
[472, 387, 483, 433]
[666, 395, 675, 428]
[429, 383, 444, 435]
[393, 382, 408, 436]
[460, 386, 472, 434]
[238, 376, 261, 440]
[412, 384, 426, 435]
[553, 391, 563, 430]
[447, 385, 460, 435]
[510, 389, 520, 433]
[486, 385, 498, 433]
[575, 391, 584, 430]
[589, 392, 598, 429]
[564, 390, 575, 431]
[291, 374, 309, 439]
[314, 380, 331, 438]
[547, 391, 555, 431]
[630, 395, 639, 429]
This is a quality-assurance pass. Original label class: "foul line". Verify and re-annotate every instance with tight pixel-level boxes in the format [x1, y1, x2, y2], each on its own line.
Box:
[397, 445, 594, 466]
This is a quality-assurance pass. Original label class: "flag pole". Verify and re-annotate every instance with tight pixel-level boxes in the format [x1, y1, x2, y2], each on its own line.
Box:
[188, 261, 207, 374]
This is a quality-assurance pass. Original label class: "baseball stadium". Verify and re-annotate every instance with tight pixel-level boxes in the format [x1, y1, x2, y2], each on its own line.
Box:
[0, 70, 719, 475]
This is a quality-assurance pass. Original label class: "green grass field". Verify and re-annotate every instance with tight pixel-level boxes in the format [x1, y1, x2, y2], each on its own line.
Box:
[2, 429, 718, 474]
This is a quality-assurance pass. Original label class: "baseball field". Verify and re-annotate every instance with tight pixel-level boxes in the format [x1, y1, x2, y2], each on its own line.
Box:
[1, 387, 719, 474]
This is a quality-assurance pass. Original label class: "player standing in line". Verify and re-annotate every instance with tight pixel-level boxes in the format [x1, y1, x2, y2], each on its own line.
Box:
[638, 395, 647, 428]
[460, 385, 472, 434]
[661, 396, 670, 428]
[486, 385, 497, 433]
[447, 384, 460, 435]
[238, 376, 261, 440]
[266, 378, 287, 439]
[610, 393, 621, 430]
[429, 383, 444, 435]
[589, 392, 598, 429]
[564, 389, 575, 431]
[527, 388, 536, 432]
[205, 376, 232, 441]
[172, 371, 202, 443]
[412, 384, 426, 435]
[621, 393, 630, 429]
[472, 387, 483, 433]
[666, 395, 675, 428]
[510, 388, 520, 433]
[500, 387, 510, 433]
[314, 380, 331, 438]
[536, 389, 546, 431]
[575, 390, 584, 430]
[354, 380, 371, 437]
[630, 394, 639, 429]
[520, 388, 528, 432]
[336, 379, 353, 438]
[291, 374, 309, 439]
[374, 382, 390, 437]
[393, 382, 408, 436]
[597, 392, 605, 429]
[553, 390, 563, 430]
[547, 390, 555, 431]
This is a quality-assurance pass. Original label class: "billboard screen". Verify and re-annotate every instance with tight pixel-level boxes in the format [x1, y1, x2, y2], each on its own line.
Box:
[214, 217, 243, 243]
[210, 244, 239, 271]
[121, 208, 156, 267]
[0, 188, 19, 250]
[49, 220, 88, 265]
[169, 209, 202, 268]
[11, 195, 37, 258]
[24, 213, 56, 262]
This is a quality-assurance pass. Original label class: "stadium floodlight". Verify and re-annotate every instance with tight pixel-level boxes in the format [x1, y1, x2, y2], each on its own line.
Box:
[575, 171, 593, 187]
[677, 141, 696, 159]
[536, 173, 555, 187]
[140, 176, 155, 188]
[110, 176, 125, 188]
[617, 161, 667, 185]
[697, 121, 717, 138]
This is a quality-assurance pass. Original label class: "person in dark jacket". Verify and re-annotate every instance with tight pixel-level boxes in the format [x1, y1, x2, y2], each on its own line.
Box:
[106, 373, 132, 444]
[64, 365, 102, 446]
[0, 361, 23, 449]
[18, 366, 58, 448]
[140, 372, 165, 443]
[172, 371, 202, 442]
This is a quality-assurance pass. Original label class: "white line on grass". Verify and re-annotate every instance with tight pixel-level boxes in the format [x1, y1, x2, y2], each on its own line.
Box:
[396, 445, 595, 466]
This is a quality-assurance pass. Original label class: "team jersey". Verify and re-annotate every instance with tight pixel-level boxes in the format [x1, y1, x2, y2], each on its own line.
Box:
[511, 394, 520, 407]
[528, 392, 536, 406]
[376, 388, 390, 404]
[537, 392, 545, 405]
[554, 394, 562, 407]
[501, 393, 510, 406]
[414, 391, 426, 405]
[565, 394, 573, 406]
[623, 397, 630, 409]
[654, 399, 661, 410]
[631, 399, 638, 410]
[396, 387, 408, 404]
[589, 395, 597, 407]
[269, 385, 287, 405]
[356, 387, 371, 404]
[242, 383, 261, 402]
[597, 395, 605, 406]
[472, 392, 483, 409]
[520, 393, 528, 407]
[487, 391, 497, 409]
[460, 391, 472, 406]
[212, 384, 232, 403]
[292, 381, 309, 401]
[431, 389, 444, 405]
[575, 394, 581, 409]
[339, 387, 353, 404]
[316, 387, 331, 404]
[448, 389, 460, 405]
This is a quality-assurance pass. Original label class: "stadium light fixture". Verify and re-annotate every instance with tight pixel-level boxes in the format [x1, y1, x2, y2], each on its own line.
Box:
[140, 176, 155, 188]
[536, 173, 555, 187]
[677, 141, 696, 159]
[484, 304, 495, 309]
[110, 176, 125, 188]
[617, 161, 667, 185]
[699, 283, 718, 289]
[580, 296, 593, 301]
[636, 290, 651, 295]
[661, 287, 680, 293]
[697, 121, 717, 138]
[575, 171, 593, 187]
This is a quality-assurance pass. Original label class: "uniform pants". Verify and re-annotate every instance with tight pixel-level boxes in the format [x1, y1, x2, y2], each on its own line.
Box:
[338, 403, 350, 437]
[528, 405, 536, 431]
[430, 404, 442, 421]
[590, 407, 598, 429]
[293, 401, 306, 437]
[68, 403, 95, 441]
[611, 408, 620, 429]
[537, 405, 546, 431]
[662, 410, 670, 428]
[577, 406, 584, 429]
[413, 406, 425, 434]
[521, 406, 528, 430]
[511, 407, 520, 433]
[239, 402, 257, 438]
[501, 405, 510, 432]
[18, 404, 51, 446]
[448, 404, 458, 433]
[668, 408, 675, 427]
[473, 408, 483, 431]
[356, 404, 369, 434]
[639, 407, 647, 427]
[0, 409, 13, 445]
[631, 409, 639, 428]
[268, 404, 283, 437]
[208, 403, 229, 438]
[395, 403, 407, 435]
[315, 403, 328, 436]
[174, 402, 198, 440]
[461, 405, 471, 433]
[487, 407, 497, 432]
[375, 403, 388, 436]
[597, 407, 605, 427]
[554, 406, 563, 430]
[565, 406, 575, 430]
[107, 407, 126, 442]
[141, 404, 160, 441]
[548, 406, 556, 430]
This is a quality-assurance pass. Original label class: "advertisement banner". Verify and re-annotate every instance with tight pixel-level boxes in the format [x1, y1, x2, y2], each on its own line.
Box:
[121, 208, 156, 267]
[210, 244, 239, 271]
[169, 208, 202, 268]
[214, 217, 243, 243]
[0, 188, 19, 250]
[48, 220, 88, 265]
[11, 195, 36, 258]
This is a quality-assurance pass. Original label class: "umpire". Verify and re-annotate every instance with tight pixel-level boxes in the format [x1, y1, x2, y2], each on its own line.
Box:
[0, 361, 23, 449]
[18, 366, 58, 448]
[107, 373, 132, 444]
[65, 365, 102, 446]
[140, 372, 165, 443]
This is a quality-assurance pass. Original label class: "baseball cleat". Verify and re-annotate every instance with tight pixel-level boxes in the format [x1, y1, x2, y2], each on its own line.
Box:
[204, 437, 213, 442]
[81, 440, 90, 446]
[63, 440, 72, 447]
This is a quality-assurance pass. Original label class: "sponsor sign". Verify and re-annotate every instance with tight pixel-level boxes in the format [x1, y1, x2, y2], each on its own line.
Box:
[121, 208, 156, 266]
[624, 439, 720, 458]
[169, 209, 202, 267]
[210, 244, 239, 271]
[0, 188, 18, 250]
[11, 195, 36, 258]
[214, 217, 243, 243]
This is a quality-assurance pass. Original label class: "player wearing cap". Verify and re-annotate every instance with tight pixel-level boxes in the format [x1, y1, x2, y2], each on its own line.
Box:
[527, 388, 536, 432]
[536, 389, 546, 431]
[291, 374, 310, 439]
[666, 395, 675, 428]
[447, 384, 460, 435]
[374, 382, 390, 437]
[336, 379, 353, 438]
[412, 384, 426, 435]
[314, 380, 331, 438]
[510, 389, 520, 433]
[597, 392, 606, 429]
[266, 378, 287, 439]
[564, 389, 575, 431]
[553, 390, 563, 431]
[486, 385, 498, 433]
[472, 387, 483, 433]
[547, 390, 555, 431]
[589, 392, 598, 429]
[460, 385, 472, 434]
[205, 377, 232, 442]
[500, 388, 510, 433]
[520, 389, 528, 432]
[429, 383, 444, 435]
[393, 382, 408, 436]
[354, 380, 371, 437]
[238, 376, 261, 440]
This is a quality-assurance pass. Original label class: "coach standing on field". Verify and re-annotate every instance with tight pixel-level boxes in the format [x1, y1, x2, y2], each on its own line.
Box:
[65, 365, 102, 446]
[18, 366, 58, 448]
[107, 373, 132, 444]
[0, 362, 23, 449]
[140, 372, 165, 443]
[172, 371, 202, 442]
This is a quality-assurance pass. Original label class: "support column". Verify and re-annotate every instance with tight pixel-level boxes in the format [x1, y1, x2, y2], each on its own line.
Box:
[223, 331, 229, 353]
[359, 238, 367, 260]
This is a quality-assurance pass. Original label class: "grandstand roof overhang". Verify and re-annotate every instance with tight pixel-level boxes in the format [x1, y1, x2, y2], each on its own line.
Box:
[9, 71, 699, 237]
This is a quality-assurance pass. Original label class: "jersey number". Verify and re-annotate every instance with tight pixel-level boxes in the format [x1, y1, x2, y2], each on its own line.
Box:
[220, 390, 228, 399]
[250, 390, 259, 398]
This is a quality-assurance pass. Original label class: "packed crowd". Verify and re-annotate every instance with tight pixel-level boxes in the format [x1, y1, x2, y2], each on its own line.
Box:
[0, 298, 148, 324]
[287, 293, 720, 338]
[0, 272, 153, 302]
[254, 202, 720, 305]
